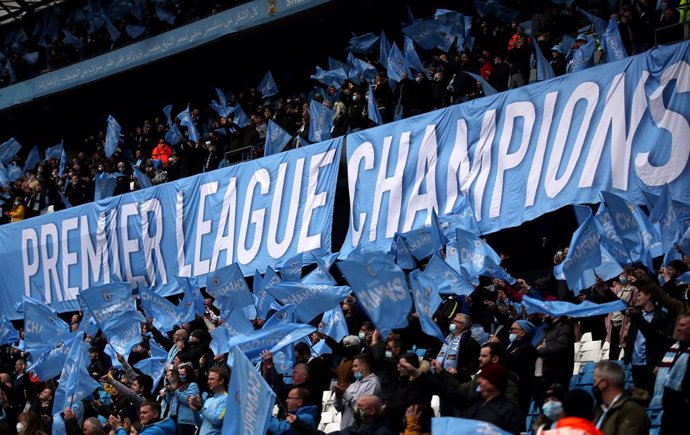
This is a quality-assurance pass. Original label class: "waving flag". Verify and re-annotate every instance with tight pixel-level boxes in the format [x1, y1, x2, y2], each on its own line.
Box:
[44, 140, 64, 160]
[206, 263, 254, 309]
[209, 308, 255, 356]
[313, 305, 348, 355]
[561, 215, 601, 290]
[24, 145, 40, 173]
[593, 203, 632, 265]
[100, 12, 120, 41]
[94, 172, 119, 201]
[474, 0, 520, 23]
[132, 166, 152, 189]
[579, 9, 608, 40]
[392, 235, 417, 269]
[386, 42, 407, 84]
[402, 19, 445, 50]
[105, 115, 121, 158]
[0, 163, 8, 187]
[534, 41, 555, 81]
[101, 310, 145, 356]
[265, 282, 351, 323]
[277, 253, 303, 282]
[522, 295, 627, 318]
[125, 24, 146, 39]
[423, 254, 475, 296]
[451, 228, 503, 284]
[139, 287, 186, 333]
[233, 105, 250, 128]
[23, 296, 71, 357]
[155, 5, 175, 25]
[367, 83, 384, 125]
[347, 52, 378, 83]
[602, 17, 628, 62]
[223, 347, 276, 435]
[225, 323, 315, 361]
[308, 100, 335, 143]
[439, 194, 481, 236]
[264, 120, 293, 157]
[409, 270, 445, 341]
[338, 255, 412, 338]
[79, 282, 134, 326]
[258, 70, 279, 97]
[403, 36, 425, 74]
[301, 252, 338, 285]
[176, 105, 200, 143]
[311, 66, 348, 87]
[210, 87, 235, 117]
[162, 104, 184, 145]
[263, 304, 296, 329]
[52, 332, 99, 414]
[379, 30, 391, 69]
[62, 29, 84, 50]
[255, 267, 281, 320]
[7, 163, 22, 181]
[28, 332, 79, 381]
[328, 57, 348, 72]
[0, 137, 21, 164]
[348, 32, 379, 53]
[0, 315, 19, 346]
[570, 38, 596, 73]
[58, 148, 68, 177]
[432, 417, 512, 435]
[134, 339, 168, 393]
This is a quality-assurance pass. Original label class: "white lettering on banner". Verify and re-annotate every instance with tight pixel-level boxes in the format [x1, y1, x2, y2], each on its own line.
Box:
[60, 217, 79, 301]
[121, 203, 145, 287]
[356, 277, 407, 311]
[81, 214, 110, 286]
[243, 370, 262, 433]
[24, 319, 42, 335]
[238, 169, 270, 265]
[176, 191, 192, 277]
[194, 182, 218, 275]
[211, 178, 237, 271]
[414, 288, 434, 318]
[22, 229, 38, 297]
[348, 142, 374, 245]
[371, 134, 410, 241]
[40, 223, 61, 303]
[298, 149, 336, 252]
[141, 198, 167, 286]
[268, 160, 304, 258]
[525, 92, 558, 207]
[403, 125, 438, 231]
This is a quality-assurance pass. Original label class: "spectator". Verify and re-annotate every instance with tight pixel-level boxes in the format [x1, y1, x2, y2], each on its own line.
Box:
[161, 363, 199, 435]
[592, 360, 649, 435]
[435, 313, 480, 383]
[151, 140, 173, 168]
[188, 366, 229, 435]
[266, 387, 319, 435]
[333, 353, 381, 429]
[5, 197, 25, 222]
[543, 389, 602, 435]
[537, 315, 575, 401]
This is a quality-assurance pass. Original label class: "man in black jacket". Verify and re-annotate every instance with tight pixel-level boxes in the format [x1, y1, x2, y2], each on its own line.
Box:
[537, 316, 575, 403]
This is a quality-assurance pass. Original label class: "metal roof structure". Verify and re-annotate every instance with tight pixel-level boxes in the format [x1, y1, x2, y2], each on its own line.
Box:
[0, 0, 63, 26]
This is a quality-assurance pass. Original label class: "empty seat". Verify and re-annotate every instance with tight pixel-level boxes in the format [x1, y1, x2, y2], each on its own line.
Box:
[323, 422, 341, 433]
[579, 350, 602, 363]
[580, 332, 593, 342]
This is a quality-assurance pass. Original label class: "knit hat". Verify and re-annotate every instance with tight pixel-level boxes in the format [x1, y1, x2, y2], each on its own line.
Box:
[551, 45, 563, 54]
[515, 320, 537, 339]
[479, 363, 509, 392]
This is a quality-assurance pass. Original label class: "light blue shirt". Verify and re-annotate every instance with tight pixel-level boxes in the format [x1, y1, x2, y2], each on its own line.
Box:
[198, 391, 228, 435]
[632, 310, 654, 366]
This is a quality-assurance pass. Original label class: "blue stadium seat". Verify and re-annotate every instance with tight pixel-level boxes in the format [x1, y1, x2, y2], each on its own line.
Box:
[578, 371, 594, 385]
[580, 361, 595, 373]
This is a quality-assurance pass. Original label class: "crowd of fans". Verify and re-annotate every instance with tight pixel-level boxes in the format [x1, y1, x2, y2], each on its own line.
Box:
[2, 1, 689, 224]
[0, 246, 688, 435]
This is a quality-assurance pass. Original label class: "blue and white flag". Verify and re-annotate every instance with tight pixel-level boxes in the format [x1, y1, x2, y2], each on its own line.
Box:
[409, 270, 445, 341]
[367, 83, 384, 125]
[134, 339, 167, 393]
[176, 276, 205, 319]
[155, 6, 175, 25]
[210, 308, 253, 354]
[318, 305, 348, 343]
[601, 191, 659, 269]
[105, 115, 121, 158]
[379, 30, 391, 70]
[28, 332, 79, 381]
[100, 12, 120, 42]
[397, 226, 437, 261]
[465, 72, 498, 96]
[223, 347, 276, 435]
[255, 268, 281, 321]
[264, 120, 293, 157]
[338, 255, 411, 338]
[233, 105, 249, 128]
[79, 282, 134, 326]
[139, 287, 185, 333]
[580, 9, 608, 40]
[534, 42, 555, 81]
[0, 163, 9, 187]
[387, 42, 407, 84]
[301, 252, 338, 285]
[602, 17, 628, 62]
[651, 186, 681, 262]
[162, 104, 184, 145]
[402, 19, 445, 50]
[277, 253, 302, 282]
[225, 323, 315, 361]
[101, 310, 144, 357]
[263, 304, 296, 329]
[94, 173, 119, 201]
[7, 162, 22, 181]
[23, 296, 71, 357]
[44, 140, 63, 160]
[125, 24, 146, 39]
[132, 166, 152, 189]
[403, 36, 425, 74]
[563, 245, 624, 291]
[348, 32, 379, 53]
[176, 105, 200, 143]
[392, 235, 417, 269]
[52, 332, 99, 414]
[265, 282, 351, 323]
[62, 29, 84, 50]
[451, 228, 502, 284]
[210, 87, 235, 117]
[347, 52, 378, 84]
[0, 315, 19, 346]
[570, 38, 596, 73]
[310, 66, 348, 87]
[561, 215, 601, 290]
[328, 57, 349, 72]
[24, 145, 40, 173]
[423, 254, 475, 296]
[438, 194, 481, 237]
[593, 203, 632, 265]
[0, 137, 21, 164]
[474, 0, 519, 23]
[258, 70, 279, 98]
[58, 147, 67, 177]
[308, 100, 335, 143]
[522, 295, 627, 318]
[206, 263, 254, 309]
[432, 417, 512, 435]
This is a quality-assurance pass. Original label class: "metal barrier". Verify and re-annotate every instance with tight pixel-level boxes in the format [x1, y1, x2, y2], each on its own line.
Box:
[655, 21, 690, 46]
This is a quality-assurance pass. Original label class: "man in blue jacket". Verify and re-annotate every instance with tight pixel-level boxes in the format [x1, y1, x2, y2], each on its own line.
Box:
[267, 386, 319, 434]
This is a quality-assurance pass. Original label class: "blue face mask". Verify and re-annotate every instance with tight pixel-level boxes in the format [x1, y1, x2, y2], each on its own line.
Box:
[509, 333, 518, 343]
[542, 400, 562, 421]
[179, 375, 187, 383]
[449, 323, 457, 333]
[354, 372, 363, 381]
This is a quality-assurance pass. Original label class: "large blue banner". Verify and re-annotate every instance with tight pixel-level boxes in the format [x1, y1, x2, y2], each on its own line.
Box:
[0, 139, 341, 319]
[342, 41, 690, 255]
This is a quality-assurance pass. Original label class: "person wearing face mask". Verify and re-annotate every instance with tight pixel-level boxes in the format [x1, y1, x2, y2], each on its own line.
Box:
[266, 387, 319, 435]
[535, 384, 564, 433]
[434, 313, 480, 383]
[505, 320, 538, 414]
[333, 354, 381, 429]
[536, 315, 575, 404]
[542, 389, 602, 435]
[591, 361, 649, 435]
[5, 197, 25, 222]
[382, 353, 433, 435]
[162, 363, 199, 435]
[606, 274, 636, 362]
[16, 410, 43, 435]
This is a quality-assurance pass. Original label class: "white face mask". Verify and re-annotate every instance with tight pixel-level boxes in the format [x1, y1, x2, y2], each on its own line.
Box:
[16, 423, 24, 433]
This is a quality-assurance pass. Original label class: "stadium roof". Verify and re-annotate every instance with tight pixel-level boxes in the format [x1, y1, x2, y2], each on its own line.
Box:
[0, 0, 62, 26]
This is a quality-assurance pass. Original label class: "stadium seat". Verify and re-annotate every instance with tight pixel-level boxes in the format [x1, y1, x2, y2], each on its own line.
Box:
[577, 371, 594, 386]
[431, 395, 441, 417]
[580, 362, 596, 373]
[579, 340, 602, 352]
[320, 411, 334, 425]
[323, 422, 341, 433]
[580, 332, 593, 342]
[579, 350, 602, 363]
[572, 362, 580, 375]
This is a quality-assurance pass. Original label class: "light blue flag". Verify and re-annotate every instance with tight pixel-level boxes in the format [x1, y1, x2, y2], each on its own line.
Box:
[402, 19, 445, 50]
[602, 17, 628, 62]
[465, 72, 498, 96]
[210, 87, 235, 117]
[94, 173, 119, 201]
[105, 115, 121, 158]
[580, 9, 608, 40]
[409, 270, 445, 341]
[206, 263, 254, 308]
[310, 66, 348, 87]
[423, 254, 475, 296]
[263, 304, 296, 329]
[301, 252, 338, 285]
[0, 163, 9, 187]
[328, 57, 349, 72]
[175, 276, 206, 318]
[265, 282, 351, 323]
[392, 234, 417, 269]
[264, 119, 293, 157]
[23, 296, 71, 357]
[278, 253, 303, 282]
[139, 287, 185, 333]
[522, 295, 627, 318]
[593, 203, 632, 265]
[223, 347, 276, 435]
[176, 105, 200, 143]
[338, 255, 411, 338]
[348, 32, 379, 53]
[438, 194, 481, 237]
[155, 5, 175, 25]
[652, 186, 682, 259]
[8, 162, 23, 181]
[100, 12, 120, 41]
[134, 339, 167, 393]
[24, 51, 39, 64]
[28, 332, 79, 381]
[398, 227, 437, 261]
[102, 310, 145, 365]
[209, 308, 254, 355]
[601, 191, 660, 269]
[258, 70, 279, 98]
[534, 41, 555, 81]
[452, 228, 503, 285]
[367, 83, 384, 125]
[225, 323, 315, 361]
[432, 417, 512, 435]
[379, 30, 391, 69]
[132, 166, 152, 189]
[561, 215, 601, 290]
[45, 140, 64, 160]
[308, 100, 335, 143]
[62, 29, 84, 50]
[387, 42, 407, 84]
[347, 52, 378, 83]
[52, 332, 99, 414]
[125, 24, 146, 39]
[0, 137, 21, 164]
[404, 36, 425, 74]
[255, 267, 281, 320]
[24, 145, 40, 173]
[233, 105, 250, 128]
[319, 305, 348, 342]
[0, 315, 19, 345]
[567, 245, 624, 291]
[162, 104, 183, 145]
[74, 301, 100, 337]
[476, 0, 520, 23]
[570, 38, 596, 73]
[79, 282, 134, 326]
